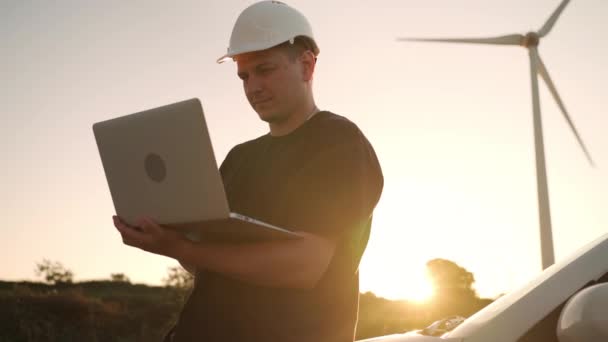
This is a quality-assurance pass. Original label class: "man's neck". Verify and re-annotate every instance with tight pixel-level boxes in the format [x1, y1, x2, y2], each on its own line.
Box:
[269, 102, 319, 137]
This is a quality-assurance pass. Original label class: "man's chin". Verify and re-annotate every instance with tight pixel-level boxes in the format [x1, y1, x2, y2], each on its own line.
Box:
[259, 116, 281, 124]
[256, 110, 281, 124]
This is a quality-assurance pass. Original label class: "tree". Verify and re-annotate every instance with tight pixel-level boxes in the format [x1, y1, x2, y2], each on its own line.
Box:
[425, 258, 484, 318]
[110, 273, 131, 283]
[35, 259, 74, 284]
[162, 266, 193, 289]
[426, 258, 476, 297]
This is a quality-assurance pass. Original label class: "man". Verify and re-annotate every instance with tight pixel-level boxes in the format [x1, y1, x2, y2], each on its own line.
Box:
[113, 1, 383, 341]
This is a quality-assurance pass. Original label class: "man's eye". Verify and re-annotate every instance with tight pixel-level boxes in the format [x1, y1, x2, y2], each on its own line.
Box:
[259, 67, 274, 74]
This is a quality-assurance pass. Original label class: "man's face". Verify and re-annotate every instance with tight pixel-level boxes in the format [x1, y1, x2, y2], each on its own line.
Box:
[235, 47, 305, 123]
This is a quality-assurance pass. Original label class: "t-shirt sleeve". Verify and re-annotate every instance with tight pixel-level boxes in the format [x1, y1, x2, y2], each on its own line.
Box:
[287, 131, 383, 242]
[219, 146, 237, 177]
[219, 144, 244, 187]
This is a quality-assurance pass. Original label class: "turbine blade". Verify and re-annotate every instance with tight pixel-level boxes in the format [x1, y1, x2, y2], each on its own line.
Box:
[535, 54, 595, 166]
[396, 34, 523, 46]
[538, 0, 571, 37]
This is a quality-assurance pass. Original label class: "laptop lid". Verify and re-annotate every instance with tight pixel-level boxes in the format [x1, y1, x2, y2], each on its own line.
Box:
[92, 98, 230, 226]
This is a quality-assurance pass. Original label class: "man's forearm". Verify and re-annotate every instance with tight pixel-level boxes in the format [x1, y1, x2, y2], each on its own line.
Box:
[171, 232, 335, 289]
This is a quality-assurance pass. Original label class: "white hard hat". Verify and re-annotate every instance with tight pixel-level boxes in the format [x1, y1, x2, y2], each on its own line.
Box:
[217, 1, 319, 63]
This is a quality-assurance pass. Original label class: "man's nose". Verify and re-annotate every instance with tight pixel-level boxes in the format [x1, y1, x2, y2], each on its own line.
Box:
[245, 75, 263, 95]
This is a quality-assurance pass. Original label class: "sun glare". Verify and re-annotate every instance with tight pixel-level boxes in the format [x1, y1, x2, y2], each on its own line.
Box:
[360, 251, 435, 302]
[407, 275, 434, 303]
[362, 267, 434, 302]
[359, 197, 438, 302]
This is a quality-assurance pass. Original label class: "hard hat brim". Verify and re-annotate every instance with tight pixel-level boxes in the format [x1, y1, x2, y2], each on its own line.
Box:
[216, 54, 232, 64]
[216, 39, 320, 64]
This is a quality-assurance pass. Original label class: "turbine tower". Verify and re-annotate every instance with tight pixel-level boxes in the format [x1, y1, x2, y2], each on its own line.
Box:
[398, 0, 594, 270]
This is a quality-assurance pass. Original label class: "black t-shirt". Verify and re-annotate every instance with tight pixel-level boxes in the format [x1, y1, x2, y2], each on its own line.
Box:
[173, 111, 383, 342]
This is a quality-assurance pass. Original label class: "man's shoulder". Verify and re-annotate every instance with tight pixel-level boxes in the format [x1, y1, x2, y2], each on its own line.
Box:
[315, 111, 359, 131]
[312, 111, 369, 145]
[229, 133, 268, 154]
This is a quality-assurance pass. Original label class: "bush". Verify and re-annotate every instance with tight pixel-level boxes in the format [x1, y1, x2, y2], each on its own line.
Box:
[34, 259, 74, 285]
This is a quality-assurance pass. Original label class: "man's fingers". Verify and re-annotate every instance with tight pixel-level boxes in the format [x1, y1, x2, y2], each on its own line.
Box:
[111, 215, 174, 255]
[117, 226, 148, 250]
[136, 216, 163, 234]
[113, 216, 131, 232]
[113, 215, 130, 229]
[121, 236, 136, 246]
[113, 216, 147, 241]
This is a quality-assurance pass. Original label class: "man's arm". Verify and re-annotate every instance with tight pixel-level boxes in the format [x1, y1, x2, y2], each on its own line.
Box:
[176, 231, 334, 289]
[113, 216, 335, 289]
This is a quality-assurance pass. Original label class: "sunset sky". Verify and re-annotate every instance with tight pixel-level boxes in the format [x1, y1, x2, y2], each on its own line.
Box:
[2, 0, 607, 301]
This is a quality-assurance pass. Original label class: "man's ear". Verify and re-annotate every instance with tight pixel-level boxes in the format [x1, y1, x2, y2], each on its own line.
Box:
[300, 50, 316, 82]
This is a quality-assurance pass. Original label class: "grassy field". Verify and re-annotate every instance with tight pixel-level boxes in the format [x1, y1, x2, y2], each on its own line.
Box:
[1, 280, 491, 341]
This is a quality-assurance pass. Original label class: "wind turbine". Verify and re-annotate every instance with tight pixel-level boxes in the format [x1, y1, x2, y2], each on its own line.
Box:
[398, 0, 594, 270]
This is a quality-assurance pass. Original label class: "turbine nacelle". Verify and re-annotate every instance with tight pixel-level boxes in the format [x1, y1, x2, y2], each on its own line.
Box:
[521, 32, 541, 48]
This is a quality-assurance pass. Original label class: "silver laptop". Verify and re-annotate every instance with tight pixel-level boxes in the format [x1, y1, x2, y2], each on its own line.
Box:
[92, 98, 300, 241]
